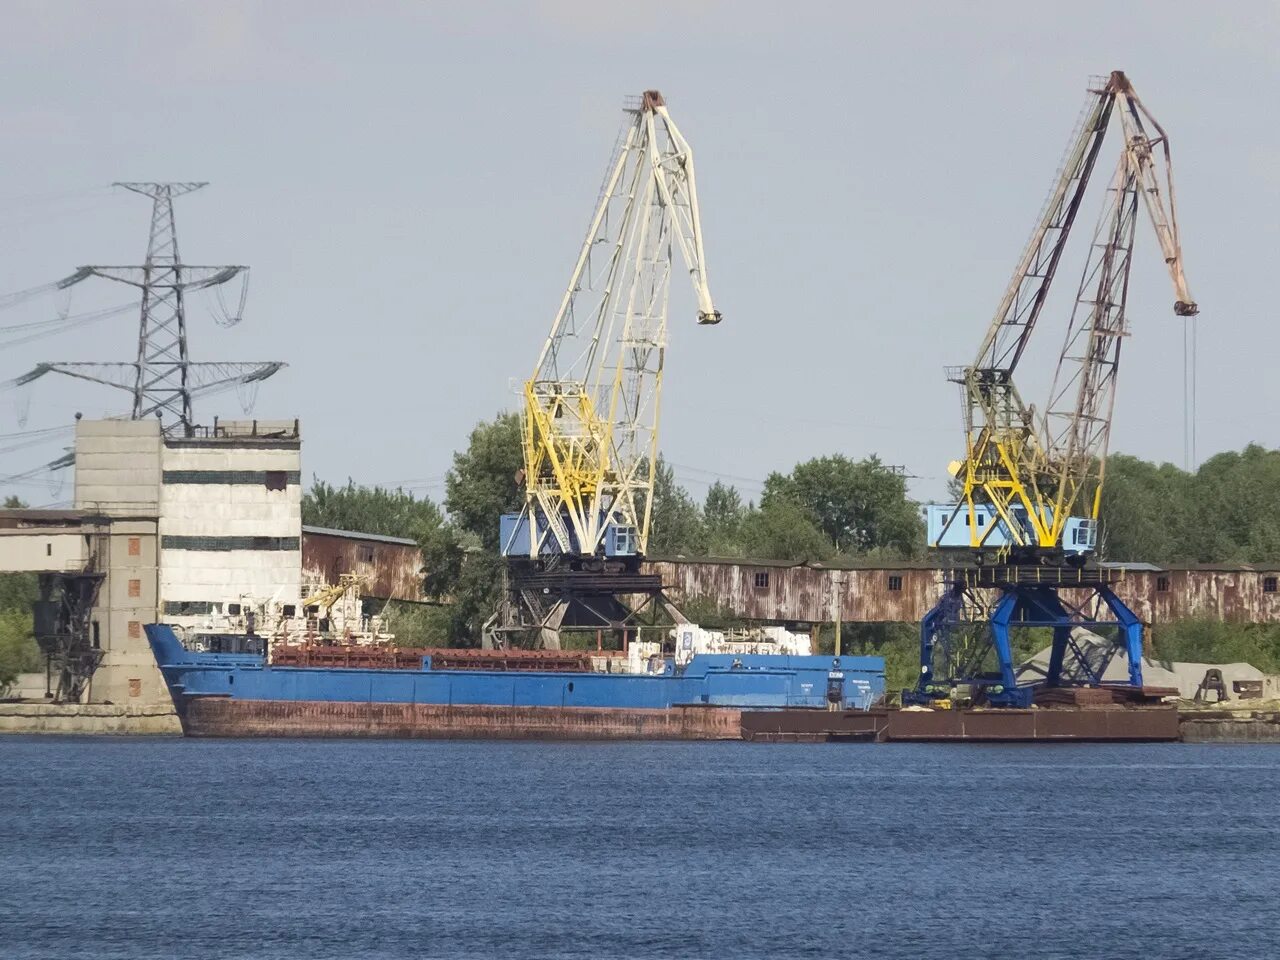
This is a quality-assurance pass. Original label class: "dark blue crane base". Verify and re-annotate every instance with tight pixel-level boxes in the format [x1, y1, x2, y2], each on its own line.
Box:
[910, 575, 1146, 708]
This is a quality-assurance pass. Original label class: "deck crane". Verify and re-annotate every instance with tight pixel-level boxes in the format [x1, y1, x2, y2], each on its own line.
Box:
[487, 90, 721, 650]
[913, 71, 1197, 707]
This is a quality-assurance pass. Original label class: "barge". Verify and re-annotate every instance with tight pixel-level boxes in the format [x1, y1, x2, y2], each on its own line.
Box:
[144, 624, 886, 740]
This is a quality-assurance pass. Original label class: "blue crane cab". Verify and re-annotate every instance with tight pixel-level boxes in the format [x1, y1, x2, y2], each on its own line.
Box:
[924, 503, 1097, 555]
[500, 511, 639, 558]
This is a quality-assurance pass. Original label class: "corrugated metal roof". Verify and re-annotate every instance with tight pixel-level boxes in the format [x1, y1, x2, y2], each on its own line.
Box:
[0, 509, 87, 526]
[301, 525, 419, 547]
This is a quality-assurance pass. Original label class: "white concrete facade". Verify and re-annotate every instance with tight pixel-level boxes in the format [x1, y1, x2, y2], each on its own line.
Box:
[158, 430, 302, 624]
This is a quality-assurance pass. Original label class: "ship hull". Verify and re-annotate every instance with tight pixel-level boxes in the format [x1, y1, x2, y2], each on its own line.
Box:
[146, 623, 884, 741]
[180, 697, 744, 740]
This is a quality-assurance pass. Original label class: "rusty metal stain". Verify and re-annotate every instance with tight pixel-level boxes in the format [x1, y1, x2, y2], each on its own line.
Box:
[185, 698, 744, 740]
[272, 644, 593, 672]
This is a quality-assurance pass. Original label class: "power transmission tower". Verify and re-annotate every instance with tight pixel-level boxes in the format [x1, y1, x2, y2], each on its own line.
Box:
[19, 182, 284, 436]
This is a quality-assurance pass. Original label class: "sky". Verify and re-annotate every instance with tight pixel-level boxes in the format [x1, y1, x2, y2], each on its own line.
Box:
[0, 0, 1276, 510]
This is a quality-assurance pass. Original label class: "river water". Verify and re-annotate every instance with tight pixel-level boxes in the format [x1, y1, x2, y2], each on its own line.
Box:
[1, 737, 1277, 959]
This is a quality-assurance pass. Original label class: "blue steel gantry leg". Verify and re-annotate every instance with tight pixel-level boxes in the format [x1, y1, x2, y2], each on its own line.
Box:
[911, 584, 964, 703]
[1096, 584, 1144, 688]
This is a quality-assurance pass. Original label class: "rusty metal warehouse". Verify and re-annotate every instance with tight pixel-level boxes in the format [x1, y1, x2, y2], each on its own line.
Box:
[333, 533, 1280, 626]
[643, 557, 1280, 627]
[301, 526, 423, 602]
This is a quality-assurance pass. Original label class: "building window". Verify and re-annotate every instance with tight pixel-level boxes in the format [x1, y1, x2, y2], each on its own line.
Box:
[162, 601, 214, 616]
[128, 679, 141, 698]
[888, 575, 903, 592]
[128, 621, 140, 639]
[1265, 576, 1278, 595]
[1156, 576, 1170, 593]
[127, 578, 141, 598]
[359, 545, 375, 563]
[264, 470, 287, 491]
[282, 605, 296, 618]
[92, 621, 100, 649]
[46, 542, 52, 556]
[161, 535, 301, 551]
[754, 571, 769, 589]
[164, 469, 300, 485]
[128, 536, 141, 556]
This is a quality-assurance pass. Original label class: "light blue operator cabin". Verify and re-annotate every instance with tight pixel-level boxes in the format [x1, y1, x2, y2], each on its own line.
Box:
[500, 512, 638, 558]
[924, 503, 1097, 555]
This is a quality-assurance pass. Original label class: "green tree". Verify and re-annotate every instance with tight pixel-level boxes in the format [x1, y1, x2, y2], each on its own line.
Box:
[762, 454, 922, 556]
[302, 479, 443, 541]
[409, 413, 525, 645]
[443, 412, 524, 549]
[702, 481, 746, 554]
[1149, 619, 1280, 674]
[1099, 444, 1280, 564]
[1098, 455, 1191, 562]
[0, 571, 38, 689]
[1190, 445, 1280, 563]
[648, 458, 705, 555]
[0, 607, 40, 695]
[739, 499, 832, 562]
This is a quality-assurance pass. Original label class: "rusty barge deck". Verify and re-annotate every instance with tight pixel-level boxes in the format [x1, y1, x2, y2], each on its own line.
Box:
[741, 705, 1181, 743]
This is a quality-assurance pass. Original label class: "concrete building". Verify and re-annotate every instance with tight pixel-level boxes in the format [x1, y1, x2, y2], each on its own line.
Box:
[51, 417, 302, 705]
[0, 509, 90, 573]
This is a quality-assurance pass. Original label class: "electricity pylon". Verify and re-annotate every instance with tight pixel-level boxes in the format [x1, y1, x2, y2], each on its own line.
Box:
[19, 182, 283, 436]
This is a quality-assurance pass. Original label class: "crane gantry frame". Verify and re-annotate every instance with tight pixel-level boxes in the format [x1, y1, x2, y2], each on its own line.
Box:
[489, 90, 721, 649]
[914, 71, 1198, 707]
[519, 90, 719, 561]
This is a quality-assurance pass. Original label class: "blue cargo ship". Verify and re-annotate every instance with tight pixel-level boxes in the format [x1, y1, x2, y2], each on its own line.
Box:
[145, 624, 886, 740]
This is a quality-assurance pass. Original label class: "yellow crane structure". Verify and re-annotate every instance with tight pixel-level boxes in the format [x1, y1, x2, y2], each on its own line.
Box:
[930, 70, 1196, 560]
[913, 71, 1199, 708]
[490, 90, 721, 649]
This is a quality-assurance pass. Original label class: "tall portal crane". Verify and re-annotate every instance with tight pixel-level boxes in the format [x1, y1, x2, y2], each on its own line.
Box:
[914, 72, 1197, 707]
[487, 90, 721, 649]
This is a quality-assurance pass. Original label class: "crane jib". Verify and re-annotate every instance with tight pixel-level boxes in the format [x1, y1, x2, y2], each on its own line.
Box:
[518, 91, 721, 562]
[936, 70, 1197, 560]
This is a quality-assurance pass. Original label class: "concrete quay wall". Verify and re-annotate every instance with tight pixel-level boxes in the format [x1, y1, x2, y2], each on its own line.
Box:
[0, 703, 181, 736]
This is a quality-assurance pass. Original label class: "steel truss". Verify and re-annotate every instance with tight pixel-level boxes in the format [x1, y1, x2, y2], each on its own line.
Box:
[20, 182, 283, 436]
[484, 560, 684, 651]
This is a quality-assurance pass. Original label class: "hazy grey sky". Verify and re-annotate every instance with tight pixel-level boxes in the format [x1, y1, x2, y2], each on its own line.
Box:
[1, 0, 1276, 509]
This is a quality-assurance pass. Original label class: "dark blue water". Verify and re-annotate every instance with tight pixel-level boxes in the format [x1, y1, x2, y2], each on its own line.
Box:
[1, 738, 1278, 959]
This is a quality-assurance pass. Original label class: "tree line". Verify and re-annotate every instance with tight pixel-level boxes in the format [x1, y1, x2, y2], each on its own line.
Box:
[304, 412, 1280, 646]
[303, 413, 926, 644]
[1100, 446, 1280, 563]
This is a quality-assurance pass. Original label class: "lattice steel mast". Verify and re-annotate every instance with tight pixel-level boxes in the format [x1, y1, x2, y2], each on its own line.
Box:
[19, 182, 283, 436]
